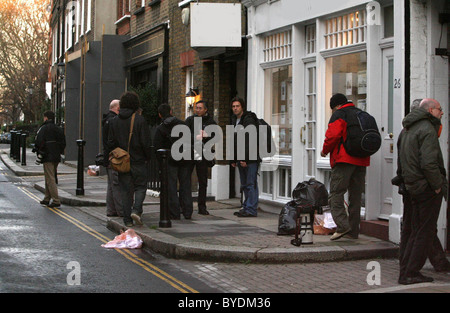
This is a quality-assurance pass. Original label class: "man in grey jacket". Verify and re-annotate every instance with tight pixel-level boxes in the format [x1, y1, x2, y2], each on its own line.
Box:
[398, 98, 448, 285]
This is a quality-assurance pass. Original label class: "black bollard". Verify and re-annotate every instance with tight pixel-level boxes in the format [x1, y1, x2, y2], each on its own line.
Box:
[15, 130, 21, 162]
[76, 139, 86, 196]
[21, 132, 27, 166]
[10, 130, 15, 158]
[157, 149, 171, 228]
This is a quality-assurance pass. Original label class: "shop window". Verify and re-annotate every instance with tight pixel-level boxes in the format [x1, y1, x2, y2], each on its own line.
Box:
[324, 51, 367, 129]
[324, 10, 366, 49]
[264, 65, 292, 156]
[263, 30, 292, 62]
[305, 24, 316, 55]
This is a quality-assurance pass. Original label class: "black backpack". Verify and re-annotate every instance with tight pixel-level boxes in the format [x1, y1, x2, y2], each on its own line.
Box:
[258, 118, 277, 158]
[343, 107, 381, 157]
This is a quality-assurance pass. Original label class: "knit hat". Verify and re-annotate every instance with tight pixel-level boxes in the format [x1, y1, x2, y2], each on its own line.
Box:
[330, 93, 348, 109]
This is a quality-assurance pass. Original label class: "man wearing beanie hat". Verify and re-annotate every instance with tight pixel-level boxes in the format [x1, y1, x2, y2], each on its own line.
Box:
[321, 93, 370, 240]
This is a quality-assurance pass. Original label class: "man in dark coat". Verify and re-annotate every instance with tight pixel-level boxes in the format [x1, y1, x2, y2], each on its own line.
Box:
[107, 91, 152, 227]
[154, 103, 193, 220]
[185, 100, 217, 215]
[102, 99, 123, 217]
[397, 98, 448, 285]
[230, 97, 260, 218]
[35, 111, 66, 208]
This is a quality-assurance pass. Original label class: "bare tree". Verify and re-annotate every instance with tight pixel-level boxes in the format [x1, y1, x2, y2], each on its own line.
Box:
[0, 0, 50, 124]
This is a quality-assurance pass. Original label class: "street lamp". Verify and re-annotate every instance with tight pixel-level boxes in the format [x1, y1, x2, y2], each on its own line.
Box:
[185, 87, 199, 111]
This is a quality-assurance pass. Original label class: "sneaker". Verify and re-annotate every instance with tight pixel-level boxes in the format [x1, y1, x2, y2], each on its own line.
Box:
[330, 229, 351, 241]
[131, 213, 143, 226]
[48, 202, 61, 208]
[40, 200, 50, 205]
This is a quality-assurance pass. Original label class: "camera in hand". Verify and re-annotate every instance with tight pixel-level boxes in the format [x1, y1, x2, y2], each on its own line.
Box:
[32, 147, 46, 165]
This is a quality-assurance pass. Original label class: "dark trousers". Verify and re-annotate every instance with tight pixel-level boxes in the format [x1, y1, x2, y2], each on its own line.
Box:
[118, 163, 148, 224]
[400, 189, 448, 278]
[402, 187, 444, 278]
[168, 162, 193, 218]
[329, 163, 366, 236]
[189, 161, 208, 211]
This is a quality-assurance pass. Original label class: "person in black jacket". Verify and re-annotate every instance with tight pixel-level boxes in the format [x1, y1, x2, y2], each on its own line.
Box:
[154, 103, 193, 220]
[102, 99, 123, 217]
[35, 111, 66, 208]
[107, 91, 152, 227]
[230, 97, 260, 218]
[185, 100, 217, 215]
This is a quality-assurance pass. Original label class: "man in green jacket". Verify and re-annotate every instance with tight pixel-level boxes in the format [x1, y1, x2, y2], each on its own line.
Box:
[398, 98, 448, 285]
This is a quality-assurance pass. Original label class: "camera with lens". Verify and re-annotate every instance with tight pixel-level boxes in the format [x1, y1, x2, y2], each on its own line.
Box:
[391, 175, 407, 195]
[32, 147, 46, 165]
[95, 153, 105, 166]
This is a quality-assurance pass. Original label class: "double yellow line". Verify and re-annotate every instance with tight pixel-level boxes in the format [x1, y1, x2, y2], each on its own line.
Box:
[19, 187, 198, 293]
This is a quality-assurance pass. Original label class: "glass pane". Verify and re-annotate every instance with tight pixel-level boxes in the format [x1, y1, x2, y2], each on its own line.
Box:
[384, 6, 394, 38]
[388, 59, 394, 133]
[325, 52, 367, 130]
[264, 65, 293, 156]
[279, 169, 286, 197]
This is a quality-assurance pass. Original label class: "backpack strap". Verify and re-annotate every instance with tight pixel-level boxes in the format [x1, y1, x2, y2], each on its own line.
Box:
[127, 113, 136, 152]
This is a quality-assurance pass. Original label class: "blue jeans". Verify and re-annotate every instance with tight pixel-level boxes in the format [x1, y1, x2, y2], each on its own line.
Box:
[238, 162, 259, 216]
[119, 163, 148, 224]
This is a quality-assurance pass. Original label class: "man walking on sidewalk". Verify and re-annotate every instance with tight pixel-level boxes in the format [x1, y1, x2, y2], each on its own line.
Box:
[397, 98, 448, 285]
[107, 92, 152, 227]
[320, 94, 370, 240]
[35, 111, 66, 208]
[102, 99, 123, 217]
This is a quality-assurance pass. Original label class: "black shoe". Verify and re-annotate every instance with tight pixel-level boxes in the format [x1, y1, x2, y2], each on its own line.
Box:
[399, 274, 434, 285]
[435, 263, 450, 273]
[198, 209, 209, 215]
[48, 202, 61, 208]
[40, 200, 50, 205]
[236, 211, 257, 218]
[183, 214, 192, 220]
[234, 209, 245, 216]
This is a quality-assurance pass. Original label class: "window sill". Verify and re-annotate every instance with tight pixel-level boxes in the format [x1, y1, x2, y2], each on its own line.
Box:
[133, 7, 145, 16]
[149, 0, 161, 6]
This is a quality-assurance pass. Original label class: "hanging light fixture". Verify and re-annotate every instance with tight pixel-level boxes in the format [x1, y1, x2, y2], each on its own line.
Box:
[185, 87, 199, 110]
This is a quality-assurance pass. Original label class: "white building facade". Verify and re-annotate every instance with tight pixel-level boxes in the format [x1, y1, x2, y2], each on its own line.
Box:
[239, 0, 449, 247]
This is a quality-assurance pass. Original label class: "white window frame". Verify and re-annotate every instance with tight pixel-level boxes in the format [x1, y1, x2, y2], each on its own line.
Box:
[86, 0, 92, 33]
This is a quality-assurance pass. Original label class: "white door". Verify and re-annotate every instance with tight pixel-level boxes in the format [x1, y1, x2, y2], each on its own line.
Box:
[379, 48, 394, 219]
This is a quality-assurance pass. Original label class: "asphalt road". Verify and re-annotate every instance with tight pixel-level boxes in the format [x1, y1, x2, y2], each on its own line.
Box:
[0, 163, 218, 293]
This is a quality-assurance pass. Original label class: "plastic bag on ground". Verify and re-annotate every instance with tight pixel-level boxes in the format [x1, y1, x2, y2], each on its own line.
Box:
[101, 229, 143, 249]
[313, 212, 336, 235]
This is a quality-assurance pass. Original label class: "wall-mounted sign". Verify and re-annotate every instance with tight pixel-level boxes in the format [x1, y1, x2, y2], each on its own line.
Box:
[190, 3, 242, 47]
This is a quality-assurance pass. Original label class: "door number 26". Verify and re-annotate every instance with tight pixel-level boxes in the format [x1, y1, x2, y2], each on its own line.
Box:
[394, 78, 401, 89]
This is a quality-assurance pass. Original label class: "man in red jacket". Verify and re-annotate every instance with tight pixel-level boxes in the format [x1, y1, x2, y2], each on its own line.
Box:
[321, 94, 370, 240]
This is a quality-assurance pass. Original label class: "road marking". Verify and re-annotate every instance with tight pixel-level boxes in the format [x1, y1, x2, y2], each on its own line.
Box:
[18, 187, 198, 293]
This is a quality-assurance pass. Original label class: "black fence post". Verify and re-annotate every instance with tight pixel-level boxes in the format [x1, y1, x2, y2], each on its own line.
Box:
[10, 130, 15, 158]
[157, 149, 171, 228]
[15, 130, 21, 162]
[21, 132, 27, 166]
[76, 139, 86, 196]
